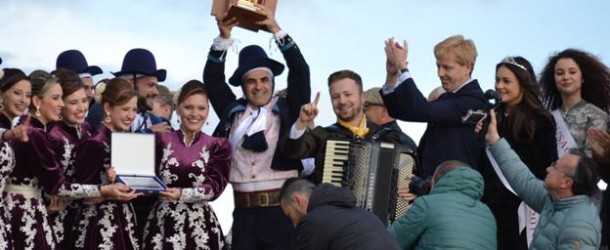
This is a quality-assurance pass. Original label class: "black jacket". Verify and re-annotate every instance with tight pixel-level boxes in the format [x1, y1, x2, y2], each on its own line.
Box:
[282, 122, 404, 184]
[297, 183, 400, 250]
[203, 34, 310, 171]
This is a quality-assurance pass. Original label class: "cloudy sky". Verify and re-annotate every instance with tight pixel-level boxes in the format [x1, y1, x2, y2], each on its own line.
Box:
[2, 0, 610, 231]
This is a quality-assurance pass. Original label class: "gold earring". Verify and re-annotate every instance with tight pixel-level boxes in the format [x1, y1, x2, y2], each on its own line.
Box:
[0, 100, 4, 111]
[35, 106, 41, 117]
[104, 114, 111, 123]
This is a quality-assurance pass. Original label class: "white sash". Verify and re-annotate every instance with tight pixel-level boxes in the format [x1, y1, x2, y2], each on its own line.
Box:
[486, 148, 539, 247]
[551, 109, 578, 157]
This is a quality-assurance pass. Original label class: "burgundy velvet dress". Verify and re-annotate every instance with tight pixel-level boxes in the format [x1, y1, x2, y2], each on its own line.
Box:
[3, 117, 100, 250]
[142, 131, 231, 250]
[0, 113, 15, 250]
[46, 121, 92, 249]
[69, 125, 140, 250]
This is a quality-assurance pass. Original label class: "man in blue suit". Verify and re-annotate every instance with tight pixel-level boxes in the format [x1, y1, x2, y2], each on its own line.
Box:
[381, 35, 487, 195]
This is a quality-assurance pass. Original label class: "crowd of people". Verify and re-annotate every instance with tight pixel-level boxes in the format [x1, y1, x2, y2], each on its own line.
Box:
[1, 4, 610, 250]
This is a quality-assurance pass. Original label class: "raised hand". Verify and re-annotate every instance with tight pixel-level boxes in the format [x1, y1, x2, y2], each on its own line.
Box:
[296, 92, 320, 130]
[216, 11, 238, 39]
[254, 3, 280, 33]
[384, 37, 409, 73]
[478, 109, 500, 145]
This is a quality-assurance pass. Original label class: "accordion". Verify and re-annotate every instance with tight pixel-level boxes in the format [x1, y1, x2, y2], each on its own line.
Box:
[323, 139, 415, 225]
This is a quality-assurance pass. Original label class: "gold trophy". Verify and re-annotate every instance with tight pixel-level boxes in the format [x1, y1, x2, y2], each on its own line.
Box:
[211, 0, 278, 32]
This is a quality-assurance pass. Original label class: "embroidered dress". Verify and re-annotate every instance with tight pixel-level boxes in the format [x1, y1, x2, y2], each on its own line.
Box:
[560, 101, 608, 157]
[142, 131, 231, 250]
[47, 121, 92, 249]
[69, 125, 140, 250]
[3, 117, 100, 250]
[0, 114, 15, 250]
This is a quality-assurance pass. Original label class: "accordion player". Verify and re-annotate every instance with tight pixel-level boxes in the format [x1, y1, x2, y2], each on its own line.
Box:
[322, 138, 415, 226]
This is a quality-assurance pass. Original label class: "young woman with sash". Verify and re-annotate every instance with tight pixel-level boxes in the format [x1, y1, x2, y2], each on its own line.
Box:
[540, 49, 609, 157]
[541, 48, 610, 247]
[69, 78, 142, 249]
[481, 56, 558, 250]
[142, 80, 231, 249]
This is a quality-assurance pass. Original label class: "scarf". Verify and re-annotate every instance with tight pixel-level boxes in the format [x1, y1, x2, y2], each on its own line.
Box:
[337, 114, 369, 138]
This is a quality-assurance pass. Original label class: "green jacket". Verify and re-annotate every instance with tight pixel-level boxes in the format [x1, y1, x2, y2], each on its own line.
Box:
[388, 167, 497, 249]
[489, 139, 601, 249]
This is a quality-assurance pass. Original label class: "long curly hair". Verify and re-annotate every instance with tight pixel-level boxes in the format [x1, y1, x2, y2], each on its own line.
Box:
[540, 48, 610, 114]
[496, 56, 554, 143]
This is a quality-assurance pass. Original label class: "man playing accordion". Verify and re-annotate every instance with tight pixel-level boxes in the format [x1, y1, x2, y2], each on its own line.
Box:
[281, 69, 414, 225]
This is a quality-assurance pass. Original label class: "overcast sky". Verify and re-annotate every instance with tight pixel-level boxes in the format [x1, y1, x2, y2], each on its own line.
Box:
[2, 0, 609, 231]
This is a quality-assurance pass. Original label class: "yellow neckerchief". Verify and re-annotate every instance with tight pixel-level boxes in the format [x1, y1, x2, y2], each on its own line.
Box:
[336, 114, 369, 138]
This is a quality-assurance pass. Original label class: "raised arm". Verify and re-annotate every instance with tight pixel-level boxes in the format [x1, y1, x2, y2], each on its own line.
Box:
[381, 37, 485, 125]
[203, 12, 239, 117]
[255, 7, 311, 123]
[484, 110, 550, 212]
[281, 93, 322, 160]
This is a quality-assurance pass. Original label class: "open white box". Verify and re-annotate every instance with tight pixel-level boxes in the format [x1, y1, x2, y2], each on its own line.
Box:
[111, 133, 167, 193]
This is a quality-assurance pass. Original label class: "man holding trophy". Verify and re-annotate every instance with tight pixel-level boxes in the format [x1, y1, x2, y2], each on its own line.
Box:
[205, 2, 311, 250]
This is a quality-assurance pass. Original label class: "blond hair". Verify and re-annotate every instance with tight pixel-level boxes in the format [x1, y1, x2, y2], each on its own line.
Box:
[434, 35, 477, 75]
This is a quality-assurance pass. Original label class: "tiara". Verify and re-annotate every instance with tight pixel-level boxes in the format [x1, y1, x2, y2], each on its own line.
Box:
[501, 56, 527, 72]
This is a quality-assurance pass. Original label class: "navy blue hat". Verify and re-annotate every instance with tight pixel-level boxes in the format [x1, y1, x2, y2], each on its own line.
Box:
[56, 50, 102, 76]
[112, 48, 166, 82]
[228, 45, 284, 87]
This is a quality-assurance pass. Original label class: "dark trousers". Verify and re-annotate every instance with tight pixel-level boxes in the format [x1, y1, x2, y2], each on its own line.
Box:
[231, 206, 296, 250]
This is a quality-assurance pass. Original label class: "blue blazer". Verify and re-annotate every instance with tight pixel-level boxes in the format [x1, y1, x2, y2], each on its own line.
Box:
[382, 78, 487, 186]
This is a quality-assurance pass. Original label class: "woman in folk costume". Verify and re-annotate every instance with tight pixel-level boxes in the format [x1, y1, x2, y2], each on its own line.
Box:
[142, 80, 231, 250]
[3, 70, 134, 250]
[481, 56, 558, 250]
[0, 68, 32, 249]
[69, 78, 142, 249]
[45, 68, 95, 249]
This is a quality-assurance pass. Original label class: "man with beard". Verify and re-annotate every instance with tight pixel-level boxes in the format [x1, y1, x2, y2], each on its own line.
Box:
[380, 35, 487, 196]
[112, 48, 171, 133]
[281, 70, 405, 185]
[110, 48, 171, 240]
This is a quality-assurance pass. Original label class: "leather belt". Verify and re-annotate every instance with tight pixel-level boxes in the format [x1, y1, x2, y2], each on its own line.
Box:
[234, 189, 281, 208]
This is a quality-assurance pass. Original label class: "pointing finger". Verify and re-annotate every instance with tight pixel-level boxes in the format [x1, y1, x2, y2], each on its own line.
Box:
[313, 92, 320, 105]
[22, 115, 31, 127]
